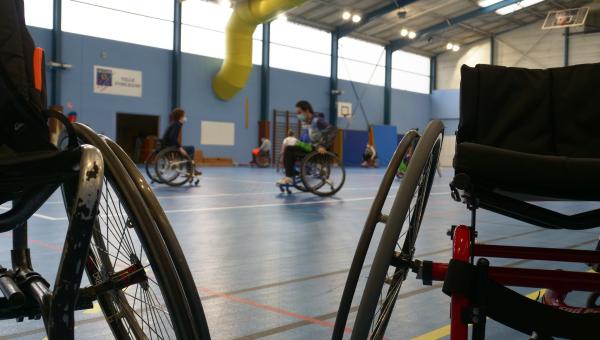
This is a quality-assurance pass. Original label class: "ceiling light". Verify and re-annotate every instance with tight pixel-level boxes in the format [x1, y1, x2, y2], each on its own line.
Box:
[352, 14, 362, 23]
[218, 0, 230, 7]
[477, 0, 503, 7]
[342, 11, 352, 20]
[495, 0, 544, 15]
[446, 43, 454, 50]
[277, 13, 288, 22]
[400, 28, 409, 37]
[452, 44, 460, 52]
[408, 31, 416, 39]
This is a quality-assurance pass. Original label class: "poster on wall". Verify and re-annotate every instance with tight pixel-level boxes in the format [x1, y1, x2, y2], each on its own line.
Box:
[93, 65, 142, 97]
[201, 121, 235, 146]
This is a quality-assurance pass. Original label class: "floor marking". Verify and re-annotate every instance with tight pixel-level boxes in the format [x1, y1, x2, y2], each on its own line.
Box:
[83, 301, 102, 315]
[0, 206, 62, 221]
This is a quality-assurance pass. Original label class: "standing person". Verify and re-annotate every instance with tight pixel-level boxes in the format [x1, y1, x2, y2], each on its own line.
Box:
[277, 100, 336, 186]
[162, 107, 201, 175]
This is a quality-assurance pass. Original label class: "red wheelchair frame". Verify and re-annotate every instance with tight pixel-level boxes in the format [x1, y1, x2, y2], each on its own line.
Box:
[426, 225, 600, 340]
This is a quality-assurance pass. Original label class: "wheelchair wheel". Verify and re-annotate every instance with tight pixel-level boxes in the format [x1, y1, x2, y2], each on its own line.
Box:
[300, 151, 345, 197]
[155, 148, 192, 187]
[73, 124, 211, 339]
[350, 120, 443, 339]
[144, 150, 163, 183]
[256, 153, 271, 168]
[332, 129, 420, 340]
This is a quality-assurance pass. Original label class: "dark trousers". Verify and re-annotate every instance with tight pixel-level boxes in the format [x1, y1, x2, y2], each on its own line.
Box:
[183, 146, 195, 159]
[283, 145, 307, 177]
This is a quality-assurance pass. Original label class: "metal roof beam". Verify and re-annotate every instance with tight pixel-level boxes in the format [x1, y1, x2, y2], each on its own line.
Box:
[336, 0, 419, 38]
[390, 0, 522, 51]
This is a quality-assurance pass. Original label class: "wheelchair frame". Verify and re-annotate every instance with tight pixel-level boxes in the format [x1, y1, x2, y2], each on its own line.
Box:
[278, 150, 346, 197]
[145, 144, 200, 187]
[334, 120, 600, 340]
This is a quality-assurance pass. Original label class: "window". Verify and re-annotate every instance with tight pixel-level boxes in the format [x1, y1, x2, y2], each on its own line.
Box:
[270, 19, 330, 77]
[61, 0, 173, 49]
[182, 0, 262, 64]
[24, 0, 53, 29]
[338, 37, 386, 86]
[391, 50, 430, 94]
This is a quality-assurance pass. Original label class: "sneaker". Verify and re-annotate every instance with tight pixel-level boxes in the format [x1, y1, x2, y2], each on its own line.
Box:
[276, 177, 293, 186]
[194, 169, 202, 176]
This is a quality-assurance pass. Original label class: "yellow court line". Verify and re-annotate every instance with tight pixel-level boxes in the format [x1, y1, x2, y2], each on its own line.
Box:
[411, 289, 546, 340]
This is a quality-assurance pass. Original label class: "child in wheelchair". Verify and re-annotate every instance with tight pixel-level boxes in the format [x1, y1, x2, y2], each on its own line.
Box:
[251, 137, 271, 166]
[276, 100, 336, 186]
[162, 107, 201, 176]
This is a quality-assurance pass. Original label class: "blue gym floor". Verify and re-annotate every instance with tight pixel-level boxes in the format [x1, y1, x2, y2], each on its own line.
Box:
[0, 166, 597, 339]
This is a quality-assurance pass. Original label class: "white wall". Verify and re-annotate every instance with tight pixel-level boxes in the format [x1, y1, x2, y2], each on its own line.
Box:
[495, 21, 564, 69]
[569, 30, 600, 65]
[437, 40, 491, 89]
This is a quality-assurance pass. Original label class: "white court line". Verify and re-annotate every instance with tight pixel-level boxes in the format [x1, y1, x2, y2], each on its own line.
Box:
[0, 206, 63, 221]
[24, 191, 452, 221]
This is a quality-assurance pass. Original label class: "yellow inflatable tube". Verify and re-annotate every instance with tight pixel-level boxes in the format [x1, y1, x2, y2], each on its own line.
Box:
[212, 0, 310, 101]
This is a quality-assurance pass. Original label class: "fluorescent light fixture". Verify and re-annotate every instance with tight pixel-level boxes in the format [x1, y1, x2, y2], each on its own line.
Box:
[400, 28, 409, 37]
[446, 43, 454, 50]
[342, 11, 352, 20]
[478, 0, 503, 7]
[352, 14, 362, 23]
[277, 13, 288, 21]
[408, 31, 416, 39]
[452, 44, 460, 51]
[496, 0, 544, 15]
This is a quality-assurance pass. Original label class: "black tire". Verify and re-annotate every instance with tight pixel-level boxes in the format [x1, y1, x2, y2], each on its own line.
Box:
[155, 148, 192, 187]
[332, 130, 420, 340]
[300, 151, 345, 197]
[73, 123, 210, 340]
[145, 150, 163, 184]
[103, 136, 211, 339]
[351, 120, 443, 340]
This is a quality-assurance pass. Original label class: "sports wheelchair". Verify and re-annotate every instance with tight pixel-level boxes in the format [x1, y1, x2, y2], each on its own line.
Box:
[333, 63, 600, 340]
[278, 150, 346, 197]
[145, 140, 201, 187]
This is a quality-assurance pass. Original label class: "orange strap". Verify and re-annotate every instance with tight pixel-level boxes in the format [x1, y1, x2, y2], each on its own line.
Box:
[33, 47, 43, 92]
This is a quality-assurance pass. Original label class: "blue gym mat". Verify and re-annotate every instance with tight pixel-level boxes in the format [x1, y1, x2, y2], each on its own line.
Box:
[373, 125, 398, 167]
[342, 130, 369, 166]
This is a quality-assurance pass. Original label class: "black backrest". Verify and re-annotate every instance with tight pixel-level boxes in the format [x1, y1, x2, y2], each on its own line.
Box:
[458, 63, 600, 158]
[0, 0, 51, 152]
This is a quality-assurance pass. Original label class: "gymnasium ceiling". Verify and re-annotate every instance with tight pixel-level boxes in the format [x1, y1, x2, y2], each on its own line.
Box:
[286, 0, 592, 56]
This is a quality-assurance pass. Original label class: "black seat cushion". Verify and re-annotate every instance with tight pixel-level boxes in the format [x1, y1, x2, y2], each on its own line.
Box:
[454, 143, 600, 200]
[456, 63, 600, 199]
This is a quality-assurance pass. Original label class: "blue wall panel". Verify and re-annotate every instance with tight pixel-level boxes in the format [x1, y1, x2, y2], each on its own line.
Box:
[336, 80, 384, 131]
[342, 130, 369, 166]
[373, 125, 397, 167]
[270, 68, 329, 116]
[390, 88, 430, 135]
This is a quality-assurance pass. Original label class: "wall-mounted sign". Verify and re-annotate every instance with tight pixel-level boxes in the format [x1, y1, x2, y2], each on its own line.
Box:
[93, 65, 142, 97]
[201, 121, 235, 146]
[337, 101, 353, 118]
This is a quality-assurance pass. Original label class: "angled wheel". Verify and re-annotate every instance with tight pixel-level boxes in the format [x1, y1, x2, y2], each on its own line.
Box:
[155, 148, 191, 187]
[256, 153, 271, 168]
[144, 150, 162, 183]
[332, 129, 420, 340]
[350, 120, 443, 340]
[74, 123, 211, 340]
[300, 151, 345, 197]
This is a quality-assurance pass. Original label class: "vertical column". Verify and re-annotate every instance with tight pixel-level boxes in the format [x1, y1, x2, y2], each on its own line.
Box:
[430, 56, 437, 93]
[329, 31, 339, 126]
[172, 0, 182, 109]
[564, 27, 570, 67]
[383, 45, 392, 125]
[259, 22, 271, 141]
[490, 35, 495, 65]
[51, 0, 62, 105]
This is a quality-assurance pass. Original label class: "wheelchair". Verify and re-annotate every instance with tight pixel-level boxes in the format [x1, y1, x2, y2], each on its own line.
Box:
[278, 150, 346, 197]
[251, 150, 271, 168]
[145, 141, 201, 187]
[333, 63, 600, 340]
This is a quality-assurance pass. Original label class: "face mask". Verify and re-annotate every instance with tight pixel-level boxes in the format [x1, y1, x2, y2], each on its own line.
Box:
[297, 114, 306, 122]
[181, 116, 187, 123]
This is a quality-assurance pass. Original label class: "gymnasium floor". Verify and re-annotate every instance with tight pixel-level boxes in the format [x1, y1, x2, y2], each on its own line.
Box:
[0, 166, 597, 339]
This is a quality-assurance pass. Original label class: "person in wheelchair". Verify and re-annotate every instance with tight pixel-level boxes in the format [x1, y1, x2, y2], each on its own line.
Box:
[162, 107, 201, 176]
[361, 144, 378, 168]
[251, 137, 271, 166]
[276, 100, 335, 186]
